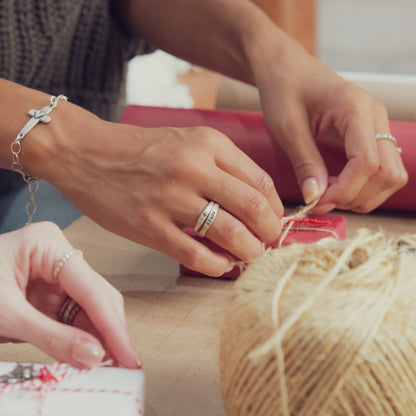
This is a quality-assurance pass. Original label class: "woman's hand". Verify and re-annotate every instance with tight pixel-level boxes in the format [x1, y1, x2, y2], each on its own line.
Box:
[43, 113, 283, 277]
[114, 0, 408, 214]
[0, 222, 140, 369]
[250, 34, 408, 213]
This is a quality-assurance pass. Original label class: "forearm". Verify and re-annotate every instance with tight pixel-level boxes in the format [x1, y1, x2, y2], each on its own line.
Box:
[117, 0, 301, 85]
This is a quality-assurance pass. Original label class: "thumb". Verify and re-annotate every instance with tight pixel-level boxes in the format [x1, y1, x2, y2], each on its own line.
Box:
[276, 109, 328, 204]
[13, 301, 105, 368]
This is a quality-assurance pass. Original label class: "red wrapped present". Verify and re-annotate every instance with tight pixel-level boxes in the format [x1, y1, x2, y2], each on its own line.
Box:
[179, 215, 347, 278]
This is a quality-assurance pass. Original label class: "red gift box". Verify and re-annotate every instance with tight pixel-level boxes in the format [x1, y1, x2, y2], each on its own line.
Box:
[179, 215, 347, 278]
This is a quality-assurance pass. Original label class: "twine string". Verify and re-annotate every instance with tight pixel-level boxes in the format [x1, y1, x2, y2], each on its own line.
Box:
[221, 229, 416, 416]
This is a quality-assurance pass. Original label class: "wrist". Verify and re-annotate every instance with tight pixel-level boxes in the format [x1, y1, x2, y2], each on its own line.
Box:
[241, 15, 307, 88]
[20, 99, 102, 185]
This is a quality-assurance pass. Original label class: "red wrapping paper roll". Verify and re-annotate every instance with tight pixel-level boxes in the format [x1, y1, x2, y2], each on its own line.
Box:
[120, 105, 415, 211]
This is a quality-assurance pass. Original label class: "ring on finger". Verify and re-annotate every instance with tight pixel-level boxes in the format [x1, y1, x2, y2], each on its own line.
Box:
[193, 201, 216, 234]
[53, 249, 83, 282]
[194, 201, 220, 237]
[58, 296, 82, 326]
[376, 133, 403, 154]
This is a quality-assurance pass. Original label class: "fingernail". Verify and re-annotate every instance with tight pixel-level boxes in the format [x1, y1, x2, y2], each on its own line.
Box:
[302, 177, 321, 204]
[72, 341, 105, 368]
[226, 262, 236, 273]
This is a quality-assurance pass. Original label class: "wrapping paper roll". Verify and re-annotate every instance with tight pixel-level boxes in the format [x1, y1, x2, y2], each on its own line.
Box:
[120, 105, 416, 211]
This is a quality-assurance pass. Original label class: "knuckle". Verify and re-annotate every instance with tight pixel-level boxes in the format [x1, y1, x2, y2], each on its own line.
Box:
[221, 221, 247, 245]
[246, 191, 269, 218]
[162, 152, 207, 183]
[339, 86, 375, 123]
[344, 84, 373, 111]
[164, 153, 192, 178]
[248, 243, 264, 261]
[188, 125, 226, 149]
[189, 125, 216, 140]
[255, 171, 275, 197]
[336, 188, 356, 207]
[133, 208, 164, 241]
[28, 221, 62, 239]
[290, 154, 318, 179]
[183, 245, 206, 272]
[382, 165, 409, 188]
[360, 154, 380, 176]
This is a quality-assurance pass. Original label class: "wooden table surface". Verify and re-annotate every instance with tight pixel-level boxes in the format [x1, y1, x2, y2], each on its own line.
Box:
[1, 210, 415, 415]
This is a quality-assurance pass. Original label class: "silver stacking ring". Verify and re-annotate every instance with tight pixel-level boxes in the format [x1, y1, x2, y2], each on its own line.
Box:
[193, 201, 220, 237]
[53, 249, 83, 282]
[57, 296, 82, 326]
[376, 133, 402, 154]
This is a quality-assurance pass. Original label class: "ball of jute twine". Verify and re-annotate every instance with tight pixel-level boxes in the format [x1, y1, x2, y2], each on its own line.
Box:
[220, 229, 416, 416]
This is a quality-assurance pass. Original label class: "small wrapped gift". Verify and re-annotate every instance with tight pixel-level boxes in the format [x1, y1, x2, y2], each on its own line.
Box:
[0, 362, 145, 415]
[180, 215, 347, 279]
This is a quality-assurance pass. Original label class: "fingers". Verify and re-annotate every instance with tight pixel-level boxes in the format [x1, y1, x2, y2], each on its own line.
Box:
[215, 138, 284, 218]
[6, 299, 106, 368]
[316, 114, 379, 210]
[143, 219, 236, 277]
[150, 166, 281, 272]
[204, 131, 283, 242]
[17, 222, 140, 369]
[268, 105, 329, 205]
[317, 97, 408, 212]
[203, 170, 282, 243]
[146, 129, 285, 271]
[54, 254, 140, 369]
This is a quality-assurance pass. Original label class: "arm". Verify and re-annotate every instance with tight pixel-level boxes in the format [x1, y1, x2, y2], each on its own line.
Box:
[0, 78, 282, 276]
[117, 0, 408, 212]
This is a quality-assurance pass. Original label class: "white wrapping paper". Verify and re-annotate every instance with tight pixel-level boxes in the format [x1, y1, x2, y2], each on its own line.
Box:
[0, 362, 145, 415]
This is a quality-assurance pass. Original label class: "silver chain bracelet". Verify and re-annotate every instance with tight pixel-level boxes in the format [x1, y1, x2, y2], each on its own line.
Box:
[10, 94, 68, 225]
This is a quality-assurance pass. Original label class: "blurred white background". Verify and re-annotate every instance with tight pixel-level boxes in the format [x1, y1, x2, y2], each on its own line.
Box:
[318, 0, 416, 74]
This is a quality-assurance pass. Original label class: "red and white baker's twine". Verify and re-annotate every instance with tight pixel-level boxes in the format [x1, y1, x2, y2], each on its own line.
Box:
[0, 363, 143, 416]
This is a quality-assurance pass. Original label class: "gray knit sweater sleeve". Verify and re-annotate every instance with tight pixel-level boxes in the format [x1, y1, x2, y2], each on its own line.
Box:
[0, 0, 154, 194]
[0, 0, 153, 120]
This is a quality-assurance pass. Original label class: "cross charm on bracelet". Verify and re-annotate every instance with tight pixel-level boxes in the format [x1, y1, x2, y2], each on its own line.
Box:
[18, 105, 53, 137]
